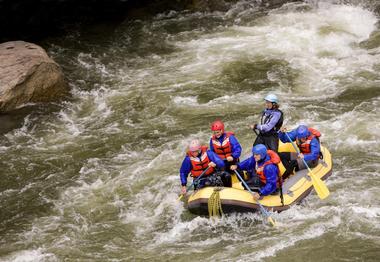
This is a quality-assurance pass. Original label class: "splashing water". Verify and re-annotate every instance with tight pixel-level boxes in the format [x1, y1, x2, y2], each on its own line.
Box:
[1, 1, 380, 261]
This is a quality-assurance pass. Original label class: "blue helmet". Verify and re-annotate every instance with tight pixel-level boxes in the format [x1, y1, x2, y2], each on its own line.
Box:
[264, 94, 278, 103]
[296, 125, 309, 139]
[252, 144, 267, 160]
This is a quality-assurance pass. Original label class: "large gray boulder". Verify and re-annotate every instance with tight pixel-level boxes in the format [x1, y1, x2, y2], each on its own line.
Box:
[0, 41, 69, 112]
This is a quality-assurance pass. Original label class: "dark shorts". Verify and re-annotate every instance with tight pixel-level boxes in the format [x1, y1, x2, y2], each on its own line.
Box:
[253, 133, 279, 152]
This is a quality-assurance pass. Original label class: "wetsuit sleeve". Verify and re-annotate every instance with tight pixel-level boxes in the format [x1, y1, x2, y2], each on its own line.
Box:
[237, 157, 255, 171]
[180, 156, 192, 186]
[278, 129, 297, 143]
[260, 164, 278, 196]
[303, 137, 320, 161]
[257, 110, 281, 133]
[229, 135, 242, 159]
[209, 138, 214, 153]
[207, 151, 225, 169]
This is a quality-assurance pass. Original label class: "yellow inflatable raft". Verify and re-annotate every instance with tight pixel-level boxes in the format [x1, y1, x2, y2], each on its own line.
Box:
[187, 142, 332, 215]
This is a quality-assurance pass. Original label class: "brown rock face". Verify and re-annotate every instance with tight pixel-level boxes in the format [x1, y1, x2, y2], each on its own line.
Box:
[0, 41, 69, 112]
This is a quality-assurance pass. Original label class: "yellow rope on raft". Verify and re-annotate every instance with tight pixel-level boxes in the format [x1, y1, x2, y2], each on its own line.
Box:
[208, 187, 224, 218]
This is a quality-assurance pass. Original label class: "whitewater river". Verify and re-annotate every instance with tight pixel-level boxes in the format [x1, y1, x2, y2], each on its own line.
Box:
[1, 0, 379, 261]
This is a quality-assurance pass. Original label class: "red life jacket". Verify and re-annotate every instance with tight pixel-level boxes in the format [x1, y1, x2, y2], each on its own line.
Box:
[211, 132, 234, 160]
[296, 128, 321, 154]
[187, 146, 214, 177]
[255, 150, 281, 184]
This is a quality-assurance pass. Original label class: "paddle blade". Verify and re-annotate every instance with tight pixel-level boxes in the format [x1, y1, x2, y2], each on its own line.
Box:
[258, 203, 276, 227]
[267, 216, 276, 227]
[177, 194, 184, 201]
[309, 173, 330, 200]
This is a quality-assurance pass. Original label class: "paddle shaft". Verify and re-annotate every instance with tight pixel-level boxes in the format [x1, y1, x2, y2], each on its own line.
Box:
[178, 166, 211, 200]
[233, 170, 273, 220]
[284, 132, 314, 173]
[252, 127, 259, 136]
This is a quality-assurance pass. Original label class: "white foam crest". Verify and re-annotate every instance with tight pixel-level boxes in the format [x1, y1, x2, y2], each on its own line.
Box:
[107, 146, 178, 191]
[28, 177, 125, 246]
[2, 248, 57, 262]
[172, 95, 198, 106]
[277, 202, 329, 221]
[0, 188, 18, 197]
[152, 216, 210, 244]
[204, 93, 257, 106]
[201, 90, 307, 109]
[350, 206, 380, 219]
[69, 85, 117, 121]
[20, 86, 119, 147]
[19, 182, 36, 194]
[4, 114, 36, 142]
[331, 200, 380, 232]
[123, 117, 136, 127]
[22, 216, 62, 244]
[169, 79, 206, 89]
[57, 111, 83, 137]
[171, 92, 266, 109]
[152, 211, 264, 248]
[318, 2, 377, 41]
[119, 171, 186, 237]
[120, 197, 179, 237]
[0, 145, 9, 152]
[111, 194, 126, 210]
[77, 52, 111, 77]
[173, 3, 377, 97]
[122, 136, 208, 183]
[350, 231, 380, 241]
[145, 147, 185, 170]
[333, 180, 379, 203]
[20, 173, 131, 249]
[112, 146, 141, 162]
[104, 122, 122, 134]
[237, 214, 341, 261]
[317, 103, 380, 150]
[338, 135, 378, 147]
[55, 178, 109, 216]
[78, 158, 108, 178]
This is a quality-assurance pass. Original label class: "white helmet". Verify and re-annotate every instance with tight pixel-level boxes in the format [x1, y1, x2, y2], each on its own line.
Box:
[264, 94, 278, 103]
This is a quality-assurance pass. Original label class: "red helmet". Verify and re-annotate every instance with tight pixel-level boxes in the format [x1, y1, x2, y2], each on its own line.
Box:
[211, 120, 224, 132]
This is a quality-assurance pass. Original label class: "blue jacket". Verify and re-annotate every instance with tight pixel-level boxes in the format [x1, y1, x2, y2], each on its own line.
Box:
[278, 130, 320, 161]
[237, 154, 278, 196]
[257, 109, 282, 133]
[209, 133, 242, 160]
[180, 150, 225, 186]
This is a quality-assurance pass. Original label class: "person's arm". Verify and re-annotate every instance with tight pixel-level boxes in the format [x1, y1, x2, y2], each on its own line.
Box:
[179, 156, 191, 186]
[208, 151, 225, 169]
[229, 135, 242, 160]
[259, 165, 278, 196]
[237, 157, 255, 171]
[257, 111, 281, 133]
[278, 129, 297, 143]
[209, 138, 214, 153]
[303, 138, 320, 161]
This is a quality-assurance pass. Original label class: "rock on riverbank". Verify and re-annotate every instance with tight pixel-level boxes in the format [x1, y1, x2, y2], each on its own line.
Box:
[0, 41, 69, 113]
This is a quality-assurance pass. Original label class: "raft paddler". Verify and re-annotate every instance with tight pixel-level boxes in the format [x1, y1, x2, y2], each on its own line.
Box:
[278, 125, 321, 180]
[231, 144, 281, 201]
[180, 139, 225, 195]
[209, 120, 242, 186]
